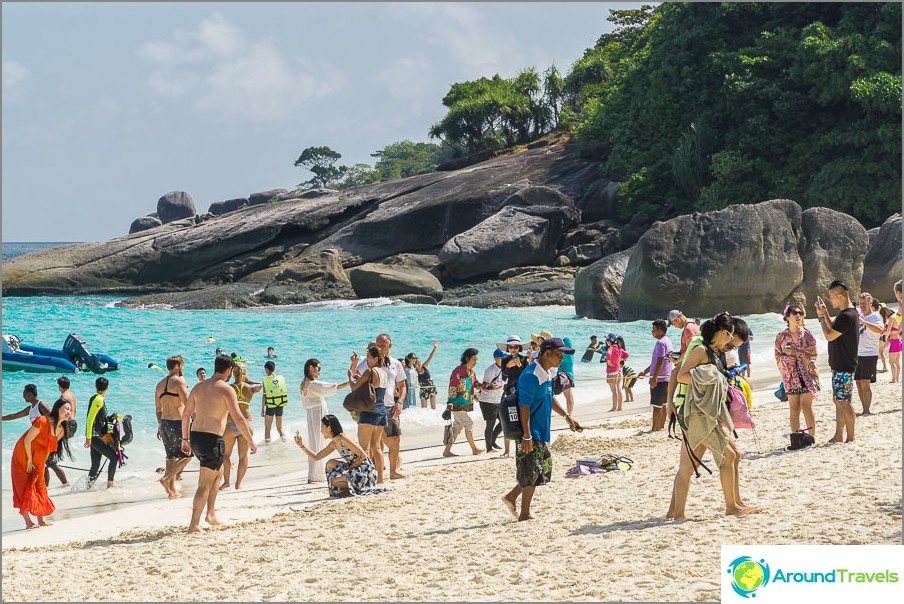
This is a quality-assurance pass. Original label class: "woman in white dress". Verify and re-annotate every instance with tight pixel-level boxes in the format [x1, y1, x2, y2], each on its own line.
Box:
[300, 358, 348, 483]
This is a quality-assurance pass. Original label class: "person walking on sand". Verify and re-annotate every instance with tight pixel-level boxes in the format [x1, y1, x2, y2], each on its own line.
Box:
[666, 310, 700, 409]
[443, 348, 486, 457]
[155, 355, 192, 498]
[350, 346, 390, 484]
[181, 354, 256, 533]
[497, 335, 528, 457]
[85, 377, 123, 490]
[300, 358, 348, 483]
[478, 348, 507, 453]
[637, 320, 674, 432]
[221, 363, 260, 490]
[604, 333, 628, 411]
[11, 398, 74, 529]
[875, 300, 892, 373]
[815, 280, 859, 443]
[295, 415, 386, 497]
[415, 340, 439, 409]
[357, 334, 407, 480]
[882, 280, 902, 383]
[855, 292, 885, 415]
[261, 361, 289, 443]
[502, 338, 582, 521]
[666, 313, 761, 520]
[774, 304, 821, 437]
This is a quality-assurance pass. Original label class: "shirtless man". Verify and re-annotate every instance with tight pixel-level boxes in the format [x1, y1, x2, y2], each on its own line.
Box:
[181, 354, 256, 533]
[155, 355, 192, 498]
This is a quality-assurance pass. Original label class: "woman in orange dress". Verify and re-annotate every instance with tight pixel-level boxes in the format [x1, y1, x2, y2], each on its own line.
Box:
[11, 398, 73, 529]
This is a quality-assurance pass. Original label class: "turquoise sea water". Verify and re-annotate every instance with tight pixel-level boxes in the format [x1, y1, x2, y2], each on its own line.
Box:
[1, 288, 795, 488]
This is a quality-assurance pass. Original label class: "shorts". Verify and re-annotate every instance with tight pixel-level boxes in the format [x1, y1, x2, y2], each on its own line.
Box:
[161, 418, 191, 459]
[606, 372, 621, 382]
[854, 356, 878, 383]
[264, 405, 285, 417]
[190, 431, 225, 471]
[831, 371, 855, 402]
[358, 403, 388, 427]
[451, 409, 474, 434]
[649, 382, 669, 407]
[383, 415, 402, 438]
[419, 385, 437, 401]
[890, 339, 903, 354]
[515, 440, 553, 488]
[738, 346, 751, 365]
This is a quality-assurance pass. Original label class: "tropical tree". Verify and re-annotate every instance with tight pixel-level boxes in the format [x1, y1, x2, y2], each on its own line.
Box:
[294, 146, 344, 188]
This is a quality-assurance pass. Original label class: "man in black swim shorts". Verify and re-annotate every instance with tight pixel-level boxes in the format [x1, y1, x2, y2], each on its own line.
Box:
[181, 355, 256, 533]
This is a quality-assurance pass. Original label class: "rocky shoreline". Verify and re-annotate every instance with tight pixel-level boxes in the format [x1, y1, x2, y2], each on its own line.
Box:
[3, 137, 900, 319]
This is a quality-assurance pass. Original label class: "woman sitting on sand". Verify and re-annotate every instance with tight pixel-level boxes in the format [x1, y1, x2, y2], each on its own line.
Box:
[666, 313, 761, 520]
[300, 358, 348, 483]
[221, 363, 261, 490]
[443, 348, 485, 457]
[774, 304, 820, 437]
[295, 414, 383, 497]
[11, 398, 74, 529]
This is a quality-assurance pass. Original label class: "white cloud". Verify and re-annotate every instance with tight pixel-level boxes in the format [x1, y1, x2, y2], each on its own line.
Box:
[2, 60, 30, 102]
[138, 13, 338, 120]
[392, 4, 523, 79]
[377, 55, 432, 99]
[195, 44, 339, 121]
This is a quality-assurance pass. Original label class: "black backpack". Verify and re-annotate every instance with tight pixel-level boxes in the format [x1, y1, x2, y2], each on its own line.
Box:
[498, 385, 523, 440]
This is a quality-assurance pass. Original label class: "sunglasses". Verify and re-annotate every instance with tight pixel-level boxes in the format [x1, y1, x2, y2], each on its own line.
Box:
[789, 311, 804, 316]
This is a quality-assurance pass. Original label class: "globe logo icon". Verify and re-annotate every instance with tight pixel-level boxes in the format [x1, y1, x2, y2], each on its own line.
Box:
[726, 556, 771, 598]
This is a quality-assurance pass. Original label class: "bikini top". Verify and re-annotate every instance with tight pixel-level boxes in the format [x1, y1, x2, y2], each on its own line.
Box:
[233, 383, 250, 405]
[159, 377, 180, 399]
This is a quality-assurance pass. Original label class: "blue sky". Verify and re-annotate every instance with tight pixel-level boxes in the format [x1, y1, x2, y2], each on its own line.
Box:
[2, 2, 646, 242]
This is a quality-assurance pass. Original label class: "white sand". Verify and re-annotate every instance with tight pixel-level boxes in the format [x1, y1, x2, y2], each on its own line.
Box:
[2, 364, 901, 602]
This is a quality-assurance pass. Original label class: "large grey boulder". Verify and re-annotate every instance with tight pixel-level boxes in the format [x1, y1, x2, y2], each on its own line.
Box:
[796, 207, 869, 301]
[617, 200, 805, 321]
[574, 247, 634, 320]
[347, 263, 444, 300]
[862, 214, 902, 299]
[249, 189, 289, 206]
[157, 191, 196, 224]
[438, 205, 580, 280]
[129, 215, 162, 234]
[209, 198, 249, 216]
[274, 249, 349, 284]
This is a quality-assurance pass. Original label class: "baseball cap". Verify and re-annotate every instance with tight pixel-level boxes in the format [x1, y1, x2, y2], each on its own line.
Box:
[605, 332, 617, 343]
[539, 337, 575, 355]
[668, 310, 683, 323]
[492, 348, 507, 360]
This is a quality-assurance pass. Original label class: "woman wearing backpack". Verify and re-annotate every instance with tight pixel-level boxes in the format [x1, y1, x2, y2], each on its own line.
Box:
[774, 304, 820, 438]
[666, 313, 761, 520]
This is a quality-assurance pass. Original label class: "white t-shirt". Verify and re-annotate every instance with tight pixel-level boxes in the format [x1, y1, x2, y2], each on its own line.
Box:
[858, 311, 884, 356]
[357, 357, 406, 407]
[28, 400, 48, 422]
[478, 363, 505, 405]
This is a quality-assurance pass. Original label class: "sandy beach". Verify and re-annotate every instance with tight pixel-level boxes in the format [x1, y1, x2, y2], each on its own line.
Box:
[2, 356, 901, 602]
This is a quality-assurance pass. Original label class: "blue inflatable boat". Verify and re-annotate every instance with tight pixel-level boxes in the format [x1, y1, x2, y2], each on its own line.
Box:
[2, 334, 119, 374]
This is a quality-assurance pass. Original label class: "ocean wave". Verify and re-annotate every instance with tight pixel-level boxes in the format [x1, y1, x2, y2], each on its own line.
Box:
[249, 297, 395, 313]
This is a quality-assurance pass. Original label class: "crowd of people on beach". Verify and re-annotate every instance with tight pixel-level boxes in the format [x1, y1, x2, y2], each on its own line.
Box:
[6, 279, 901, 530]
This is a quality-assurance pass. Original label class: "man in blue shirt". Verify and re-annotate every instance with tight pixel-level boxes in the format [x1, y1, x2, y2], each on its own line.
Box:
[502, 338, 582, 521]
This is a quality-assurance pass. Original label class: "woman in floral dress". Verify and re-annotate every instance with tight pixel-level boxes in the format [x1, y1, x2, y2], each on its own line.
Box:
[295, 414, 384, 497]
[774, 304, 821, 437]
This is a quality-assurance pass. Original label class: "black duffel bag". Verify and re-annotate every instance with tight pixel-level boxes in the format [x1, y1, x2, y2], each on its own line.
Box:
[497, 386, 523, 441]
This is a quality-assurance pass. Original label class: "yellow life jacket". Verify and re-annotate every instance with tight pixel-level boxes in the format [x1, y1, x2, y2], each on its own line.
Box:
[263, 374, 288, 408]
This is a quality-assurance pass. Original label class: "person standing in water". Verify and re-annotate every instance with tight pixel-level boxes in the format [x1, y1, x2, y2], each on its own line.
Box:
[181, 355, 256, 533]
[221, 363, 260, 490]
[155, 355, 193, 498]
[261, 361, 289, 443]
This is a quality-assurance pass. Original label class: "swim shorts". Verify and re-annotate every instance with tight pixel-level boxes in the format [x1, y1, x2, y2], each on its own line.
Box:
[515, 440, 553, 488]
[854, 356, 878, 383]
[264, 405, 285, 417]
[649, 382, 669, 407]
[190, 431, 225, 471]
[831, 371, 855, 402]
[161, 419, 191, 459]
[419, 385, 437, 401]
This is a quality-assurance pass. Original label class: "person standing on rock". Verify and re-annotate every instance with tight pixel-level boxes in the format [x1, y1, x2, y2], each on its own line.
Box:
[815, 280, 859, 444]
[855, 292, 884, 415]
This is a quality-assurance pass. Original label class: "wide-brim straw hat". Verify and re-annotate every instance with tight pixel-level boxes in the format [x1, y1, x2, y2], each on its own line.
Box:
[530, 330, 554, 344]
[497, 335, 525, 350]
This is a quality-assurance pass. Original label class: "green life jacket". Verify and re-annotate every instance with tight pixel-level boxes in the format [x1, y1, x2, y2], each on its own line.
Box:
[263, 374, 288, 408]
[673, 333, 704, 417]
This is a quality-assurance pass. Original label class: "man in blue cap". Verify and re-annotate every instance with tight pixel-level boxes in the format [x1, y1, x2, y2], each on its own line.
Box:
[478, 348, 508, 453]
[502, 338, 582, 521]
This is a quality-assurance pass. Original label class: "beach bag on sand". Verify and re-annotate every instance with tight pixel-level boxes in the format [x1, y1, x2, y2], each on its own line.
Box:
[498, 386, 523, 440]
[343, 380, 376, 413]
[788, 428, 815, 450]
[727, 385, 755, 429]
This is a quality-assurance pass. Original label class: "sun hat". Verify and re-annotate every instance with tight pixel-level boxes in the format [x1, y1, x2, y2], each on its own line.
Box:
[530, 330, 554, 344]
[497, 335, 525, 350]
